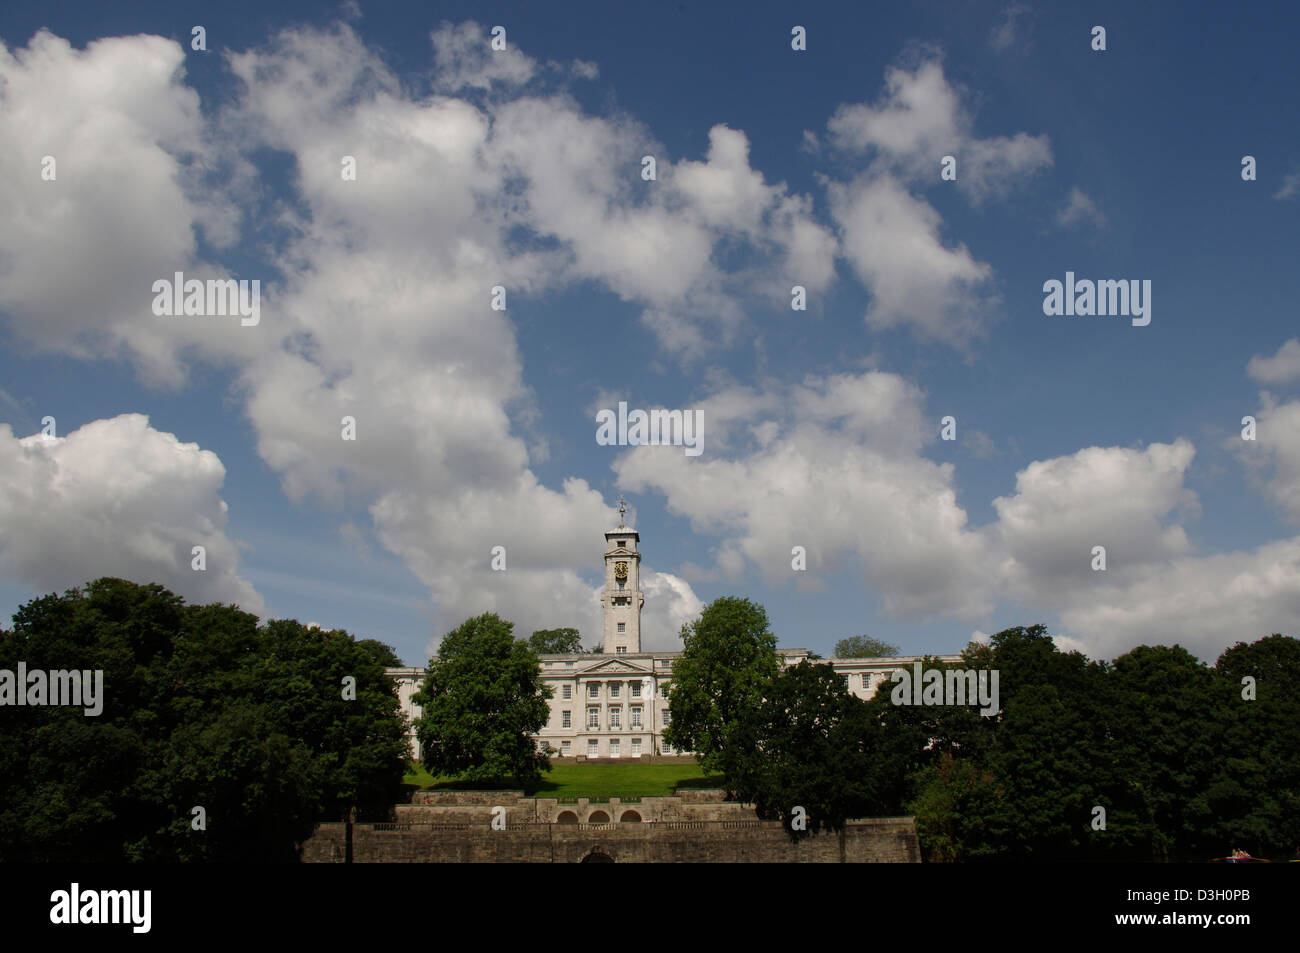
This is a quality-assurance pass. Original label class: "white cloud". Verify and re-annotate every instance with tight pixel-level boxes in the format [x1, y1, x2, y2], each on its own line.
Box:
[615, 371, 997, 620]
[0, 30, 249, 387]
[990, 440, 1198, 601]
[1058, 540, 1300, 663]
[1237, 393, 1300, 523]
[828, 174, 992, 342]
[1247, 338, 1300, 386]
[0, 415, 264, 614]
[827, 57, 1051, 204]
[430, 20, 537, 91]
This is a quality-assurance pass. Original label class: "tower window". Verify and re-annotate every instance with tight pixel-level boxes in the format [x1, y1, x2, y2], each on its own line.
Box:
[617, 622, 625, 632]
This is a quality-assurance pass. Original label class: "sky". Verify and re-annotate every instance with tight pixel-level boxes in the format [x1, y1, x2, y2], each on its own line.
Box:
[0, 0, 1297, 667]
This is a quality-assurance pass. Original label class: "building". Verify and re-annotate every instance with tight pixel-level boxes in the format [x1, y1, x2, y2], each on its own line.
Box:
[387, 499, 962, 760]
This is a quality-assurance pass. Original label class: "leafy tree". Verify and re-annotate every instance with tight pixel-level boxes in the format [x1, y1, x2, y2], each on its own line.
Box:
[1206, 634, 1300, 857]
[909, 752, 1005, 862]
[1107, 644, 1222, 860]
[0, 578, 409, 862]
[728, 660, 880, 836]
[662, 596, 779, 777]
[413, 612, 552, 790]
[833, 635, 900, 658]
[527, 627, 583, 654]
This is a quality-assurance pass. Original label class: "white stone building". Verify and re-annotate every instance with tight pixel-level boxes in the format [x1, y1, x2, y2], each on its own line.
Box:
[387, 500, 961, 761]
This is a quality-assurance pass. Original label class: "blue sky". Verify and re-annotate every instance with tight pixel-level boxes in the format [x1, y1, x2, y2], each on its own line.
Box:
[1, 1, 1297, 666]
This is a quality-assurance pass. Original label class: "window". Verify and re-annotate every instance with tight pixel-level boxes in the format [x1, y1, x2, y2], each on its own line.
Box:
[610, 682, 620, 698]
[631, 706, 642, 728]
[662, 708, 670, 724]
[588, 739, 598, 756]
[588, 682, 599, 698]
[562, 710, 571, 728]
[609, 739, 620, 757]
[863, 674, 872, 688]
[610, 708, 621, 728]
[631, 681, 641, 697]
[588, 708, 599, 729]
[631, 738, 642, 756]
[616, 646, 626, 654]
[562, 684, 572, 699]
[617, 622, 625, 632]
[561, 741, 571, 756]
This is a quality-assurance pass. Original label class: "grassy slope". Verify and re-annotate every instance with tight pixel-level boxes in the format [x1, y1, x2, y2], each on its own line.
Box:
[404, 761, 723, 798]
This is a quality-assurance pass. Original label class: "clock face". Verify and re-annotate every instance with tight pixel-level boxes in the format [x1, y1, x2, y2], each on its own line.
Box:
[614, 561, 629, 581]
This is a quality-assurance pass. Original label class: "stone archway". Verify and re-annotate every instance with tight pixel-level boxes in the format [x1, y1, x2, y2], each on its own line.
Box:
[619, 810, 642, 823]
[580, 849, 615, 863]
[556, 810, 578, 825]
[587, 810, 610, 824]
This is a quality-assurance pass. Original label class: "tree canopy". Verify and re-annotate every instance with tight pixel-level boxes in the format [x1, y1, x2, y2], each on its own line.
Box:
[727, 660, 881, 835]
[833, 635, 900, 658]
[0, 578, 409, 862]
[527, 627, 584, 655]
[662, 596, 780, 777]
[413, 612, 552, 791]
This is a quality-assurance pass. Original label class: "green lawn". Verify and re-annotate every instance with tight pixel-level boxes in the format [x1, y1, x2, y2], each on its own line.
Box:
[403, 761, 722, 798]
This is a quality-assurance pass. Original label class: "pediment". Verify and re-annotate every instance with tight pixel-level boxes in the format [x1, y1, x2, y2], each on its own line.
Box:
[579, 657, 652, 675]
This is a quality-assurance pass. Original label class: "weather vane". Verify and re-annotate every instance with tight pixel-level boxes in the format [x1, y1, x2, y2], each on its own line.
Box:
[618, 495, 627, 525]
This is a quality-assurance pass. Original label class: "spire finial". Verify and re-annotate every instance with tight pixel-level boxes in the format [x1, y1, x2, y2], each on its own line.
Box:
[617, 495, 627, 526]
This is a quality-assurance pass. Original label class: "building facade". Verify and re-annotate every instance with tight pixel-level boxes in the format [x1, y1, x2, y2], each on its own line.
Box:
[387, 502, 961, 761]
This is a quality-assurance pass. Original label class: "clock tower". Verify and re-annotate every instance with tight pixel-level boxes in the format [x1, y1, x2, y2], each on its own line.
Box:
[600, 496, 643, 654]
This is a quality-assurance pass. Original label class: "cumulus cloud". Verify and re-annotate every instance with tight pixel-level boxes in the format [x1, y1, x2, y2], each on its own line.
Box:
[820, 56, 1048, 343]
[1236, 393, 1300, 523]
[615, 371, 997, 619]
[605, 366, 1284, 663]
[430, 20, 537, 91]
[827, 57, 1052, 204]
[990, 440, 1198, 601]
[1058, 540, 1300, 663]
[0, 415, 264, 614]
[828, 174, 991, 341]
[1247, 338, 1300, 386]
[0, 30, 265, 388]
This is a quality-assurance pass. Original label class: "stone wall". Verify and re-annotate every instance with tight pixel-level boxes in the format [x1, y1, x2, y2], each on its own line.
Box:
[300, 817, 920, 863]
[399, 789, 758, 825]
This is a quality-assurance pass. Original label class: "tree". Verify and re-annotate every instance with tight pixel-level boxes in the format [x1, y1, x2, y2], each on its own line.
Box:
[413, 612, 551, 791]
[1206, 634, 1300, 857]
[833, 635, 900, 658]
[0, 578, 410, 862]
[727, 660, 881, 836]
[527, 627, 583, 655]
[662, 596, 779, 777]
